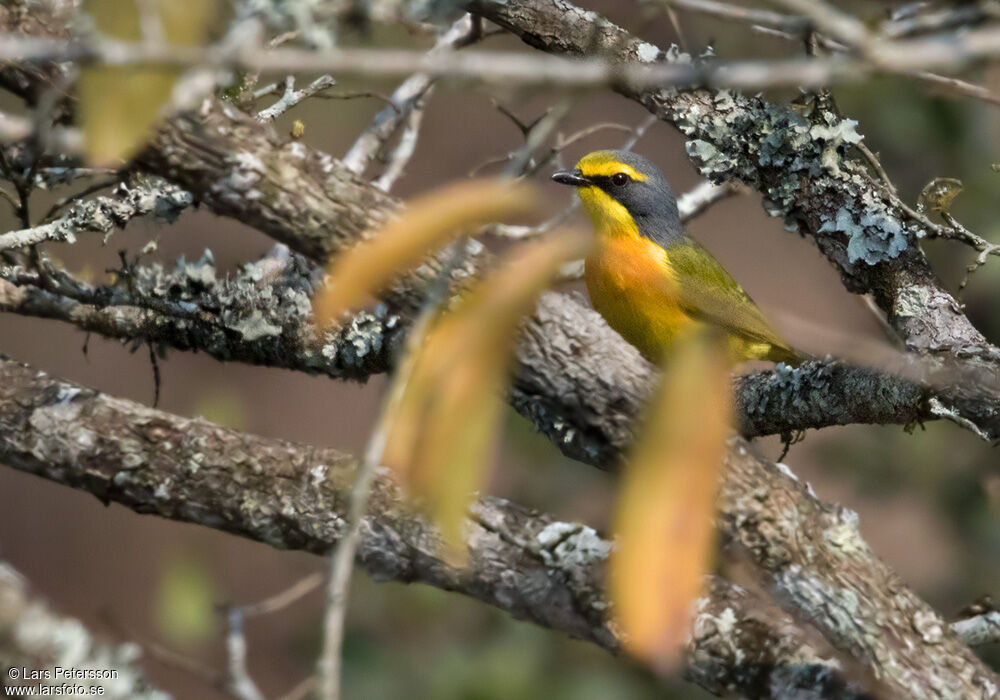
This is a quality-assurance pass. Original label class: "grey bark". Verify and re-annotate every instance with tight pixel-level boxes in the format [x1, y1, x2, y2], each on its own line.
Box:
[0, 2, 997, 697]
[6, 244, 993, 437]
[3, 79, 994, 700]
[0, 353, 865, 700]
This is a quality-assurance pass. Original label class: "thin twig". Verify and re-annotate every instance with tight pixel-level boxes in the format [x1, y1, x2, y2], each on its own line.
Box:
[372, 95, 427, 191]
[316, 239, 472, 700]
[663, 0, 807, 32]
[676, 179, 743, 221]
[241, 572, 324, 618]
[40, 177, 118, 224]
[342, 15, 478, 175]
[663, 4, 689, 53]
[224, 607, 265, 700]
[855, 140, 897, 194]
[277, 676, 316, 700]
[315, 90, 399, 110]
[256, 74, 337, 122]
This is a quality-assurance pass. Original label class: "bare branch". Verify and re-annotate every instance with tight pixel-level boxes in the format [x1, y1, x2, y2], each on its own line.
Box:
[771, 0, 872, 48]
[240, 574, 323, 619]
[256, 74, 337, 122]
[0, 179, 191, 252]
[952, 611, 1000, 647]
[676, 179, 743, 221]
[224, 608, 265, 700]
[664, 0, 808, 33]
[5, 21, 1000, 92]
[343, 15, 478, 176]
[371, 95, 426, 191]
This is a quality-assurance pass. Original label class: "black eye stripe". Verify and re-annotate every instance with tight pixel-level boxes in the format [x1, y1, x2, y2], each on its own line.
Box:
[587, 173, 632, 191]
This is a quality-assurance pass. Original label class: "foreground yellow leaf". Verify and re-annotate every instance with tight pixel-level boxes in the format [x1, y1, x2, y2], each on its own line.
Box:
[311, 179, 538, 326]
[80, 0, 221, 165]
[383, 229, 591, 556]
[609, 330, 732, 672]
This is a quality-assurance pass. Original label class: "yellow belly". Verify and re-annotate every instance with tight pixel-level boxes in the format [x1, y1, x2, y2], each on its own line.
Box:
[585, 237, 695, 363]
[584, 237, 778, 364]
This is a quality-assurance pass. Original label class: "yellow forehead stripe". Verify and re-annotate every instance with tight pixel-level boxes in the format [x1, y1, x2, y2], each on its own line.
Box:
[575, 151, 648, 182]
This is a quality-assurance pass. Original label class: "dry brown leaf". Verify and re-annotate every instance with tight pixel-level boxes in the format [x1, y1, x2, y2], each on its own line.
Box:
[383, 229, 591, 557]
[311, 179, 538, 327]
[608, 330, 732, 672]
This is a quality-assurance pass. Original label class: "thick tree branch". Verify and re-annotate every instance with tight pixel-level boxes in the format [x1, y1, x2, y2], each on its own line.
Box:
[1, 6, 997, 696]
[5, 244, 995, 438]
[133, 108, 1000, 700]
[0, 354, 866, 700]
[1, 95, 995, 695]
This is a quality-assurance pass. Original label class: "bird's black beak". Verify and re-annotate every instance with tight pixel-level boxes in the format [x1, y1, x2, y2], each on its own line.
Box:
[551, 170, 591, 187]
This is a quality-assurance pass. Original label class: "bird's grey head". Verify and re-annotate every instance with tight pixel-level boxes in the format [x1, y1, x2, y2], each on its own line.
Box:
[551, 149, 681, 246]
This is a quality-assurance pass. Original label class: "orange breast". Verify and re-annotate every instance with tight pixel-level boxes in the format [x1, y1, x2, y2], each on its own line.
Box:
[585, 235, 697, 362]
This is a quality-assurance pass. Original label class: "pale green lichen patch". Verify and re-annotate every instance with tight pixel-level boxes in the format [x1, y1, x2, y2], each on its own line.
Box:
[893, 284, 934, 318]
[665, 83, 915, 268]
[778, 566, 868, 645]
[823, 510, 870, 557]
[818, 200, 907, 265]
[537, 522, 611, 569]
[225, 308, 282, 341]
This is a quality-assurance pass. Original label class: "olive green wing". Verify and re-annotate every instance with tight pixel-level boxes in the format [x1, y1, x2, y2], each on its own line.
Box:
[666, 236, 793, 352]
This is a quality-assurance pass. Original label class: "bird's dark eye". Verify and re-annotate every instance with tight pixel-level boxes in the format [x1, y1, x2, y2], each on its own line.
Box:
[611, 173, 629, 187]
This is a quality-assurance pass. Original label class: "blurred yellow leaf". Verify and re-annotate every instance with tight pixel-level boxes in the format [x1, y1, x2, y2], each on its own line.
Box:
[608, 330, 732, 671]
[384, 229, 591, 557]
[917, 177, 963, 216]
[311, 179, 538, 326]
[155, 552, 216, 647]
[80, 0, 221, 165]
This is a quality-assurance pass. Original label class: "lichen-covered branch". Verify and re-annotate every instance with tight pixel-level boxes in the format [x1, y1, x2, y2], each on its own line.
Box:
[0, 178, 190, 252]
[0, 559, 168, 700]
[952, 611, 1000, 648]
[0, 354, 865, 700]
[463, 0, 999, 362]
[2, 6, 997, 696]
[4, 247, 995, 439]
[718, 440, 997, 698]
[0, 248, 405, 381]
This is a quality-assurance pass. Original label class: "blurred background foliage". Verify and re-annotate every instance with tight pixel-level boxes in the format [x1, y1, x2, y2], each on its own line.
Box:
[0, 1, 998, 697]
